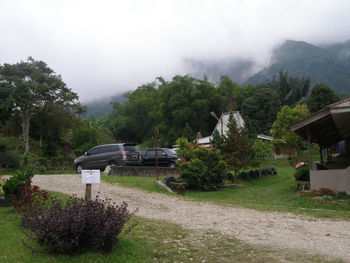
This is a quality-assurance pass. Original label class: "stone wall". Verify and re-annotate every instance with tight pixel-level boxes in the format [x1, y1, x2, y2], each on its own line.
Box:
[104, 165, 180, 177]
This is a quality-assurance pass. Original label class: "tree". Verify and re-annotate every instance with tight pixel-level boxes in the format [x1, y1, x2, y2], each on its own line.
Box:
[109, 82, 160, 143]
[251, 139, 274, 177]
[270, 104, 310, 158]
[241, 86, 281, 136]
[0, 57, 78, 155]
[307, 83, 339, 113]
[109, 75, 222, 146]
[181, 123, 194, 141]
[69, 127, 99, 156]
[30, 102, 80, 150]
[269, 70, 310, 106]
[211, 129, 225, 150]
[217, 76, 242, 111]
[220, 114, 252, 174]
[0, 82, 14, 129]
[159, 75, 221, 144]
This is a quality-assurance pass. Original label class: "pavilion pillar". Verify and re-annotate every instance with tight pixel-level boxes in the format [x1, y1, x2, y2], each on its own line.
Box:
[307, 128, 313, 169]
[319, 145, 324, 164]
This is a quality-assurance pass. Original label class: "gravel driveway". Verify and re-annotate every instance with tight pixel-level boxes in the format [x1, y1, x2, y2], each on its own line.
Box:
[33, 174, 350, 262]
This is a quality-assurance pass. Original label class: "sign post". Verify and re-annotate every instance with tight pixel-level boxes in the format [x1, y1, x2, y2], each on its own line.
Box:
[81, 170, 100, 200]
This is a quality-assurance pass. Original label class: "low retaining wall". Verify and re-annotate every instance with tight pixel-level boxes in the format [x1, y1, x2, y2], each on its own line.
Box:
[104, 165, 180, 177]
[310, 166, 350, 194]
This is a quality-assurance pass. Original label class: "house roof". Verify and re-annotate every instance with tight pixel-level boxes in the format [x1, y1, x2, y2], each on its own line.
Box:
[257, 134, 274, 141]
[290, 98, 350, 147]
[196, 136, 212, 145]
[213, 111, 245, 137]
[195, 111, 245, 146]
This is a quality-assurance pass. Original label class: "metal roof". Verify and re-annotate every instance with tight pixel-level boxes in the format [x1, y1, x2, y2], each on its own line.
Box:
[290, 98, 350, 147]
[213, 111, 245, 137]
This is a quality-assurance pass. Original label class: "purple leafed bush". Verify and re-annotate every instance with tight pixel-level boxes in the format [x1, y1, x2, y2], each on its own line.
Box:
[24, 196, 132, 253]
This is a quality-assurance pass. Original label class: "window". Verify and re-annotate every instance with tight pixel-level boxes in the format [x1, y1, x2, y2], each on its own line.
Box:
[146, 150, 156, 157]
[106, 145, 120, 152]
[89, 147, 103, 155]
[146, 149, 165, 157]
[123, 145, 138, 152]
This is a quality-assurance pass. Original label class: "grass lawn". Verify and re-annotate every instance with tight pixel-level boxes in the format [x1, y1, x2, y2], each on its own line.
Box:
[0, 206, 343, 263]
[102, 159, 350, 220]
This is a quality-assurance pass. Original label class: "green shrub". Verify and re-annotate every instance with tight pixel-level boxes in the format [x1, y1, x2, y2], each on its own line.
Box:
[0, 151, 20, 168]
[176, 138, 227, 191]
[294, 166, 310, 181]
[42, 134, 60, 157]
[70, 127, 99, 156]
[49, 156, 65, 167]
[36, 157, 49, 167]
[3, 167, 34, 198]
[0, 176, 6, 196]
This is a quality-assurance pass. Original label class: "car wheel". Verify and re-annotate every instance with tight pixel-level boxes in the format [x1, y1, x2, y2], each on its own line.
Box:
[76, 164, 83, 174]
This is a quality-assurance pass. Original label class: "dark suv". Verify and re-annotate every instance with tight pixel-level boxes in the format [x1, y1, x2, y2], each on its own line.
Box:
[73, 143, 140, 173]
[140, 148, 178, 168]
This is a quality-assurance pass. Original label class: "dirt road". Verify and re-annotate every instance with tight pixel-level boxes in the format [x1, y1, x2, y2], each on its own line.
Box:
[33, 174, 350, 262]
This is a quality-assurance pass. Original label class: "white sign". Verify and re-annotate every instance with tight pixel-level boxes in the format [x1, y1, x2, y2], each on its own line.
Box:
[81, 170, 100, 184]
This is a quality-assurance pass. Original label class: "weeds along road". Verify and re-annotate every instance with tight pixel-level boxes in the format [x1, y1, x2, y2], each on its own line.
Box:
[33, 174, 350, 262]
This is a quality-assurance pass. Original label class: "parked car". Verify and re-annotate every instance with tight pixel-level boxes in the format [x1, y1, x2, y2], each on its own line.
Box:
[140, 148, 178, 167]
[73, 143, 140, 173]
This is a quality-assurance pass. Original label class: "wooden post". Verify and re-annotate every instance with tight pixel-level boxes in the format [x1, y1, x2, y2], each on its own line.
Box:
[85, 184, 92, 200]
[307, 128, 313, 169]
[153, 129, 160, 181]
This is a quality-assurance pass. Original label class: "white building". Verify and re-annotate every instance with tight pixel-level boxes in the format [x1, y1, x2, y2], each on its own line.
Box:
[195, 111, 245, 147]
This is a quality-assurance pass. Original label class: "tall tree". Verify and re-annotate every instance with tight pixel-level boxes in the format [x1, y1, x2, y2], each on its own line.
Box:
[221, 114, 252, 174]
[269, 70, 310, 106]
[159, 75, 221, 143]
[270, 104, 310, 158]
[217, 76, 242, 111]
[241, 85, 281, 136]
[0, 82, 14, 129]
[0, 57, 78, 154]
[110, 82, 160, 143]
[307, 83, 339, 113]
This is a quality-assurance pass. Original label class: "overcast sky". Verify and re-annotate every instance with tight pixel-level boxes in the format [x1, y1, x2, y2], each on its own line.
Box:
[1, 0, 350, 102]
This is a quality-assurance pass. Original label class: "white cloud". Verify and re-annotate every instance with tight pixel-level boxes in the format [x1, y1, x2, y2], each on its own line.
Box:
[1, 0, 350, 101]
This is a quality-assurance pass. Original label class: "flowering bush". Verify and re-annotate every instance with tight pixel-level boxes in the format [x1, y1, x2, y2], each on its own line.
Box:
[11, 180, 49, 214]
[24, 195, 132, 253]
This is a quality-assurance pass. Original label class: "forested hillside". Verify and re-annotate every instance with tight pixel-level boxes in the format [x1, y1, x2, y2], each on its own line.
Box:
[247, 40, 350, 94]
[85, 94, 126, 116]
[187, 40, 350, 95]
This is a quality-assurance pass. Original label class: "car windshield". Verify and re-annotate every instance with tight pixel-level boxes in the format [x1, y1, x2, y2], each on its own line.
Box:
[123, 145, 138, 152]
[164, 148, 176, 155]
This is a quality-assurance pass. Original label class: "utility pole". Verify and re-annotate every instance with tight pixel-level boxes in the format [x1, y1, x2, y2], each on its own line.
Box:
[153, 128, 160, 181]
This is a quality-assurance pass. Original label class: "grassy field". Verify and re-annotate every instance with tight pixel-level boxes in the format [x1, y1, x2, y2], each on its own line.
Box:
[102, 159, 350, 220]
[0, 206, 343, 263]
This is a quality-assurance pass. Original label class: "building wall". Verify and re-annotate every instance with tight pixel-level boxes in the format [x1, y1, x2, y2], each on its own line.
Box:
[310, 166, 350, 194]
